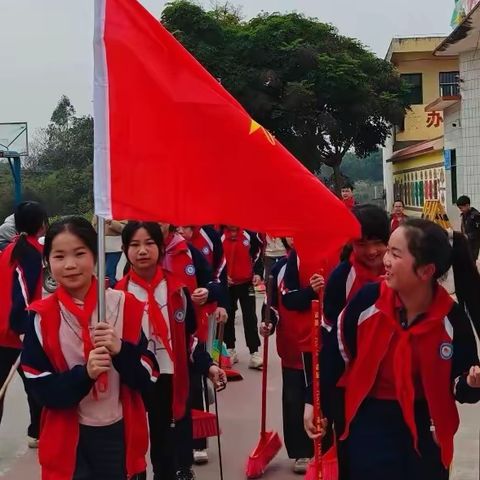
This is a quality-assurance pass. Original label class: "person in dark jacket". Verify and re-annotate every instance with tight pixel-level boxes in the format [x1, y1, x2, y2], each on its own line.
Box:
[260, 238, 313, 474]
[305, 219, 480, 480]
[321, 204, 390, 480]
[176, 224, 229, 466]
[0, 201, 47, 448]
[457, 195, 480, 260]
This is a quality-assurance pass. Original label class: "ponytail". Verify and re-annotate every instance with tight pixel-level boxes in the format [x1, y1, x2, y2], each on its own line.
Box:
[451, 231, 480, 338]
[10, 202, 48, 266]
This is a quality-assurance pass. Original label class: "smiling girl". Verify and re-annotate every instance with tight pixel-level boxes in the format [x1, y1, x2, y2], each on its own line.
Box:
[306, 218, 480, 480]
[21, 216, 159, 480]
[117, 221, 226, 480]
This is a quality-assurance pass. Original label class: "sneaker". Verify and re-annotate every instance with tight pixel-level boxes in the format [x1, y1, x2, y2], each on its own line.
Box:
[293, 458, 310, 474]
[176, 468, 196, 480]
[27, 437, 39, 449]
[193, 449, 209, 465]
[227, 348, 239, 365]
[248, 351, 263, 370]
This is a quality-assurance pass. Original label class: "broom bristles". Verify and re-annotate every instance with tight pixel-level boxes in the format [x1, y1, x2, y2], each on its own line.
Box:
[304, 447, 338, 480]
[192, 410, 220, 439]
[245, 432, 282, 479]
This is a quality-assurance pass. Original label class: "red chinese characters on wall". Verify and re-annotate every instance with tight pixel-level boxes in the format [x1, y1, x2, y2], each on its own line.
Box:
[426, 111, 443, 128]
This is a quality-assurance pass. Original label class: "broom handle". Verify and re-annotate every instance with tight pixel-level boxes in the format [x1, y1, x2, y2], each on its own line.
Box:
[261, 275, 274, 436]
[215, 321, 225, 480]
[217, 322, 225, 370]
[312, 294, 323, 480]
[0, 356, 21, 401]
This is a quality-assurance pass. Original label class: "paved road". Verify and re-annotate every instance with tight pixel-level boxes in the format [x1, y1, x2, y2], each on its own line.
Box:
[1, 297, 479, 479]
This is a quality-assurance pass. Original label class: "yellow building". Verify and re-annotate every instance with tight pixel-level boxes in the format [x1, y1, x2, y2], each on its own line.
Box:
[382, 36, 458, 214]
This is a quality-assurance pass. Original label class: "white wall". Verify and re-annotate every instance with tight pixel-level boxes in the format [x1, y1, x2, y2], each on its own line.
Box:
[444, 101, 463, 229]
[382, 130, 394, 212]
[458, 50, 480, 211]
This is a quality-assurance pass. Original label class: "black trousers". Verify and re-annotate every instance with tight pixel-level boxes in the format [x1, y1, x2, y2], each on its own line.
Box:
[73, 420, 146, 480]
[346, 398, 448, 480]
[0, 346, 42, 439]
[146, 374, 193, 479]
[225, 281, 261, 354]
[282, 368, 314, 459]
[190, 364, 207, 451]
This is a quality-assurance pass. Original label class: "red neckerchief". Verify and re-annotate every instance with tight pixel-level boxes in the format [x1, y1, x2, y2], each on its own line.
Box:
[128, 267, 174, 363]
[350, 252, 384, 283]
[391, 214, 405, 232]
[163, 233, 189, 272]
[376, 283, 454, 454]
[342, 197, 355, 209]
[57, 277, 98, 363]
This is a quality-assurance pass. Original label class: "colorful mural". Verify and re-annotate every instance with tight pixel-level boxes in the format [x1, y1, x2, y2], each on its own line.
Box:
[393, 165, 446, 209]
[451, 0, 480, 27]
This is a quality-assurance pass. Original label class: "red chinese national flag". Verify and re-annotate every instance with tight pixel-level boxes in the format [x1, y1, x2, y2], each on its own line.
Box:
[93, 0, 360, 256]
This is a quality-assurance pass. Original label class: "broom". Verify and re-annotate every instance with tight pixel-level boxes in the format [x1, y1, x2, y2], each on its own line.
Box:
[193, 319, 228, 439]
[305, 295, 338, 480]
[245, 275, 282, 479]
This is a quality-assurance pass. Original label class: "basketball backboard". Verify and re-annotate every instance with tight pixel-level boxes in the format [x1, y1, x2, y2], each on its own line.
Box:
[0, 122, 28, 157]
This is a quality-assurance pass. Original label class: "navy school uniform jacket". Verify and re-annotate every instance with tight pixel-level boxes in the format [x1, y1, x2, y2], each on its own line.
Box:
[314, 281, 480, 468]
[0, 238, 43, 348]
[21, 289, 160, 480]
[323, 255, 384, 332]
[188, 229, 228, 310]
[263, 256, 304, 370]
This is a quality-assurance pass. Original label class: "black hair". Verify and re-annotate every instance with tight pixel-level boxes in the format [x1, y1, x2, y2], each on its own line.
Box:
[122, 221, 164, 263]
[403, 218, 480, 338]
[393, 199, 404, 207]
[10, 201, 48, 265]
[352, 204, 390, 245]
[44, 216, 98, 265]
[456, 195, 471, 207]
[341, 181, 354, 191]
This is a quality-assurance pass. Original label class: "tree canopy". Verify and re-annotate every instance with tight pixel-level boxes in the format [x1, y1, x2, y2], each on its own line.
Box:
[162, 1, 410, 189]
[0, 96, 93, 220]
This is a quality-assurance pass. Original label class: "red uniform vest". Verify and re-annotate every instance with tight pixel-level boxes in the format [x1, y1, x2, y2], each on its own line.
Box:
[222, 229, 254, 284]
[285, 253, 329, 352]
[341, 283, 459, 468]
[164, 234, 214, 342]
[29, 292, 148, 480]
[116, 270, 191, 419]
[0, 237, 43, 348]
[275, 262, 303, 370]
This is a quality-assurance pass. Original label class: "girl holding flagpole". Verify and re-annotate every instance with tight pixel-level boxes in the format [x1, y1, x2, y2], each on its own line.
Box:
[117, 221, 226, 480]
[0, 201, 47, 447]
[21, 216, 158, 480]
[306, 218, 480, 479]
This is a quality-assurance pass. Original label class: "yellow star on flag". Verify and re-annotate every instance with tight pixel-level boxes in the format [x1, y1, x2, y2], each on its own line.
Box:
[249, 119, 276, 145]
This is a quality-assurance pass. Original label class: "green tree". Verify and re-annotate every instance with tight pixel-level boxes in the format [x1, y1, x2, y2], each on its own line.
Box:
[161, 1, 410, 191]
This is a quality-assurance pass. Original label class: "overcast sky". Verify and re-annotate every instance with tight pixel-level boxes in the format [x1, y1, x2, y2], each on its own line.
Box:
[0, 0, 453, 138]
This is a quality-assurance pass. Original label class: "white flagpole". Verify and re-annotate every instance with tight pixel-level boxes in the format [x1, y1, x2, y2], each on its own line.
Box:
[97, 216, 107, 324]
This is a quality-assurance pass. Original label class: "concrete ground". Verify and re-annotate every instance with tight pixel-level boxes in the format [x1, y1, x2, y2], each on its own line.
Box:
[1, 296, 479, 479]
